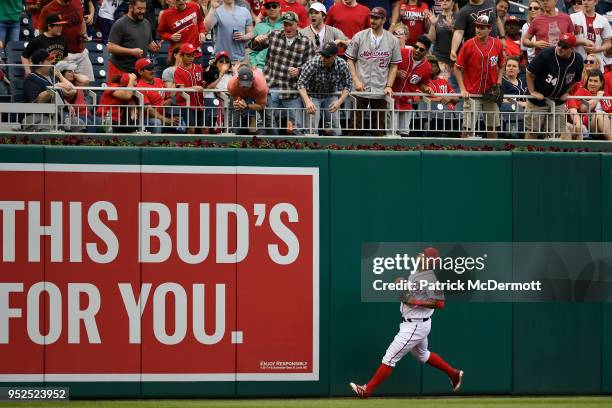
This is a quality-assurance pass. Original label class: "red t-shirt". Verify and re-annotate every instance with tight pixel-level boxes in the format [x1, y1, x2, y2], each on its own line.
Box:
[428, 77, 456, 110]
[157, 3, 205, 57]
[527, 13, 574, 54]
[570, 79, 584, 95]
[326, 2, 371, 39]
[97, 84, 133, 122]
[393, 47, 431, 109]
[27, 0, 53, 30]
[504, 37, 521, 58]
[456, 36, 505, 94]
[137, 77, 168, 113]
[227, 69, 269, 105]
[398, 2, 429, 46]
[566, 87, 612, 125]
[39, 0, 84, 53]
[261, 0, 307, 28]
[605, 71, 612, 95]
[174, 63, 205, 107]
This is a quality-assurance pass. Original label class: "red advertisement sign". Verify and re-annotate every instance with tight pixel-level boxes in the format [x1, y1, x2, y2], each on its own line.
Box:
[0, 164, 319, 382]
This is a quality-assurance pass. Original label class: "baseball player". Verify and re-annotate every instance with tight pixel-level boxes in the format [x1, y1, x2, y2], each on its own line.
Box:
[350, 247, 464, 399]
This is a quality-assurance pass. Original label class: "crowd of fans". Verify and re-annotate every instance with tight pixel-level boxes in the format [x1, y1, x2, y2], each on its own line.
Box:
[0, 0, 611, 138]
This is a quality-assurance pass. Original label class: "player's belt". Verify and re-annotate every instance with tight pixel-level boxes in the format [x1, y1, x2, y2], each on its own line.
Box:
[403, 317, 429, 323]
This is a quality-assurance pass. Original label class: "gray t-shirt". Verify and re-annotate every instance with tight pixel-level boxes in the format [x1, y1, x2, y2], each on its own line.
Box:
[162, 66, 176, 84]
[454, 0, 498, 41]
[345, 28, 402, 98]
[210, 5, 252, 61]
[108, 15, 153, 73]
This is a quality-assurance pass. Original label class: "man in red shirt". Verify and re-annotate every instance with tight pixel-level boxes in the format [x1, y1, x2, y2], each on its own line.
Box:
[39, 0, 94, 82]
[157, 0, 206, 60]
[135, 57, 181, 133]
[97, 73, 139, 132]
[393, 34, 433, 135]
[326, 0, 371, 39]
[174, 43, 206, 133]
[454, 15, 505, 138]
[504, 16, 523, 62]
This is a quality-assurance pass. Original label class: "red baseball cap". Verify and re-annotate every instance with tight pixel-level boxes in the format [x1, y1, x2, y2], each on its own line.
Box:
[135, 57, 155, 73]
[423, 247, 440, 259]
[369, 6, 386, 18]
[504, 15, 521, 26]
[179, 43, 197, 54]
[559, 32, 577, 48]
[214, 51, 231, 62]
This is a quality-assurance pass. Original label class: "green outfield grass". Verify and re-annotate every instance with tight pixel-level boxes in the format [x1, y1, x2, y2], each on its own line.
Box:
[1, 397, 611, 408]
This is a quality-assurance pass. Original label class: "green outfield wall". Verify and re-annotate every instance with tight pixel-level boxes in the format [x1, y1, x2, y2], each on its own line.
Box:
[1, 146, 611, 398]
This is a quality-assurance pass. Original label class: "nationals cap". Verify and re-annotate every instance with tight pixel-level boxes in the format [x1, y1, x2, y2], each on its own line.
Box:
[179, 43, 197, 54]
[504, 15, 521, 26]
[559, 32, 577, 48]
[369, 6, 387, 18]
[135, 57, 155, 72]
[237, 65, 254, 87]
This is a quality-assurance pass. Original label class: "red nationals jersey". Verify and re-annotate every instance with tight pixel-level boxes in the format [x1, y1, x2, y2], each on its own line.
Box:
[428, 76, 456, 110]
[605, 71, 612, 95]
[393, 47, 431, 110]
[174, 63, 205, 107]
[455, 36, 505, 94]
[398, 2, 429, 46]
[157, 2, 205, 56]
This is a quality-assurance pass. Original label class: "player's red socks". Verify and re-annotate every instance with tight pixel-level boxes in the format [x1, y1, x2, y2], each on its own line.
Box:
[426, 352, 455, 377]
[366, 363, 393, 394]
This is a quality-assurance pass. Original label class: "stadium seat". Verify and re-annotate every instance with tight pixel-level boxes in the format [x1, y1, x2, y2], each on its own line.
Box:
[10, 79, 24, 102]
[87, 43, 106, 53]
[5, 41, 28, 64]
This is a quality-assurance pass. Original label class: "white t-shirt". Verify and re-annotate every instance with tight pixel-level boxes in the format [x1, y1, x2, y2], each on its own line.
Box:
[99, 0, 123, 20]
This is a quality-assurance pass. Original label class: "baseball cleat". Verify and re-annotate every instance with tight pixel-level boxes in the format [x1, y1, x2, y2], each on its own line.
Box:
[450, 369, 464, 392]
[349, 382, 369, 399]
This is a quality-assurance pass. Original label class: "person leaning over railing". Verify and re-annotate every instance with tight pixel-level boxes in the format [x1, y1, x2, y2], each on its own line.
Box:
[567, 69, 612, 139]
[525, 33, 584, 139]
[424, 54, 460, 137]
[96, 72, 140, 133]
[297, 42, 351, 136]
[454, 15, 505, 139]
[227, 64, 268, 133]
[135, 57, 182, 133]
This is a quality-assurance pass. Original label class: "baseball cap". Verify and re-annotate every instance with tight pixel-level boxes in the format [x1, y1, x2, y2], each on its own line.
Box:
[504, 15, 521, 26]
[179, 43, 197, 54]
[55, 60, 77, 73]
[45, 13, 68, 29]
[135, 57, 155, 72]
[558, 32, 577, 48]
[30, 49, 50, 65]
[423, 247, 440, 259]
[263, 0, 280, 4]
[309, 2, 327, 13]
[214, 51, 231, 62]
[369, 6, 387, 18]
[320, 42, 338, 57]
[474, 15, 492, 27]
[281, 11, 299, 24]
[237, 65, 254, 87]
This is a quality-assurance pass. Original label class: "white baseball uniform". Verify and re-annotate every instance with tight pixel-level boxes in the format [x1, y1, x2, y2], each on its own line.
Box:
[382, 270, 441, 367]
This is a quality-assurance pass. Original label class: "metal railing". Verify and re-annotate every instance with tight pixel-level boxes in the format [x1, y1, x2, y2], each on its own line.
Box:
[0, 82, 610, 140]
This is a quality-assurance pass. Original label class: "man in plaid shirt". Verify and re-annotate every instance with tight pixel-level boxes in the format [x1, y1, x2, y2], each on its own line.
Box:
[251, 11, 316, 134]
[297, 42, 352, 135]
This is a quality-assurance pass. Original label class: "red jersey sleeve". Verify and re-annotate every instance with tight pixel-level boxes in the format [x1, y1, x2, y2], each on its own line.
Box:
[455, 40, 469, 69]
[157, 10, 173, 41]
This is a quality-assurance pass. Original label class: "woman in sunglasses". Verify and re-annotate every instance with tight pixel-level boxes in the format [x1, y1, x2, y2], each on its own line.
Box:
[520, 1, 542, 64]
[567, 69, 612, 139]
[570, 54, 602, 93]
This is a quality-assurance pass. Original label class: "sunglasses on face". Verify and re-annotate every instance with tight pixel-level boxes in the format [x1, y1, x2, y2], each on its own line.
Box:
[559, 44, 571, 49]
[393, 30, 407, 36]
[585, 59, 596, 64]
[264, 3, 279, 8]
[413, 45, 427, 52]
[529, 6, 540, 10]
[217, 58, 231, 63]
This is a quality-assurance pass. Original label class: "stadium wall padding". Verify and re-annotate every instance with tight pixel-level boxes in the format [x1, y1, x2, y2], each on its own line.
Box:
[1, 146, 611, 397]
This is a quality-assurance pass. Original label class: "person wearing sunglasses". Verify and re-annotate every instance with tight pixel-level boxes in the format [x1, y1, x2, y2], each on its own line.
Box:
[525, 32, 584, 139]
[203, 51, 234, 130]
[520, 1, 542, 64]
[454, 15, 505, 138]
[250, 0, 284, 71]
[523, 0, 593, 56]
[567, 68, 612, 139]
[570, 53, 602, 93]
[570, 0, 612, 61]
[299, 2, 348, 53]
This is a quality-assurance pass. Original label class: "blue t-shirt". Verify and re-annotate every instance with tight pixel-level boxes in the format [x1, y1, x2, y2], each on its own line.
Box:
[213, 5, 253, 61]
